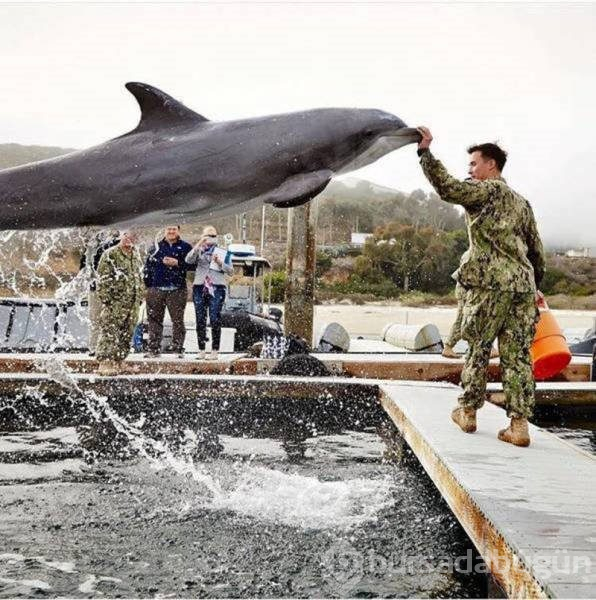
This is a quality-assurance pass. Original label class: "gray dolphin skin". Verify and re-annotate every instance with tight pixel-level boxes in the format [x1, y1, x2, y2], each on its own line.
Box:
[0, 83, 421, 229]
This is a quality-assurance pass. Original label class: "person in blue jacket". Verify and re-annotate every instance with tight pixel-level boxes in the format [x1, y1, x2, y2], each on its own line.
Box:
[143, 225, 193, 357]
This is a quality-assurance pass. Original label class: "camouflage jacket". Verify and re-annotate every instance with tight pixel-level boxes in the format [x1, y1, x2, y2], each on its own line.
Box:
[420, 150, 545, 292]
[97, 245, 144, 308]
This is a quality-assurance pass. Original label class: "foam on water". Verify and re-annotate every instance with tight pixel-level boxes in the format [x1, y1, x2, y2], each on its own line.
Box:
[0, 553, 76, 574]
[78, 574, 122, 593]
[0, 458, 82, 481]
[211, 465, 393, 529]
[0, 427, 80, 455]
[0, 576, 51, 591]
[0, 553, 124, 596]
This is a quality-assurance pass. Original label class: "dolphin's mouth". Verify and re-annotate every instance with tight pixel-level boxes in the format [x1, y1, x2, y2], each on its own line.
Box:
[336, 127, 421, 175]
[386, 127, 422, 143]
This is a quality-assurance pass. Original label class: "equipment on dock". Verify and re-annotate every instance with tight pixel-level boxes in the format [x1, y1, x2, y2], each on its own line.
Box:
[220, 253, 283, 350]
[531, 298, 572, 380]
[270, 354, 332, 377]
[227, 243, 256, 257]
[315, 322, 350, 353]
[382, 323, 443, 353]
[568, 321, 596, 356]
[0, 297, 88, 352]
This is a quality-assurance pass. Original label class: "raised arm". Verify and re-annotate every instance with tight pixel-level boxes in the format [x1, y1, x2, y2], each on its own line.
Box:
[185, 243, 204, 265]
[417, 126, 490, 209]
[419, 150, 490, 209]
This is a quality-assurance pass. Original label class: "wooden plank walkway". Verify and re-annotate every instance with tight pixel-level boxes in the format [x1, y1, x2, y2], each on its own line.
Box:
[380, 382, 596, 598]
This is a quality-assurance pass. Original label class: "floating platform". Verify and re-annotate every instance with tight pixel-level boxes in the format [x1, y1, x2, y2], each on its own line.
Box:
[0, 352, 591, 384]
[488, 382, 596, 407]
[380, 381, 596, 599]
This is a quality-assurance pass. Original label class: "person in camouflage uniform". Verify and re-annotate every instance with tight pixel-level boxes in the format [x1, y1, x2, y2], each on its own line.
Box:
[442, 280, 465, 357]
[443, 249, 499, 360]
[95, 229, 144, 375]
[417, 127, 545, 447]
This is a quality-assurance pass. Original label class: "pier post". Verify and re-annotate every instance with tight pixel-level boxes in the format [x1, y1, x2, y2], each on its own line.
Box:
[284, 201, 318, 346]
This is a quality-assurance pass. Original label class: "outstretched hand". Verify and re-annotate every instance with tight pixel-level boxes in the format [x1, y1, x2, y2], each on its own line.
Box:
[417, 126, 433, 150]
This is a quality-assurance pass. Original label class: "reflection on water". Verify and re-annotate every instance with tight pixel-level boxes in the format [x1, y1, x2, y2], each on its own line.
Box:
[0, 426, 487, 598]
[533, 403, 596, 456]
[534, 417, 596, 456]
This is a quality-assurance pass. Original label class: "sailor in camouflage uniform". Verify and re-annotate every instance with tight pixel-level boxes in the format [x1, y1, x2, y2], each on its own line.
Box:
[95, 229, 144, 375]
[442, 280, 465, 357]
[417, 128, 545, 447]
[443, 246, 499, 360]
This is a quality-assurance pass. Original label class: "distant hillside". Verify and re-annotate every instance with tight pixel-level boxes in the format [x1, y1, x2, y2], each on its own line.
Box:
[0, 142, 75, 169]
[316, 178, 466, 239]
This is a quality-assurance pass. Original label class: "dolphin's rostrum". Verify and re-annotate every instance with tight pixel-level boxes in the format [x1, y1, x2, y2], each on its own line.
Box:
[0, 83, 421, 229]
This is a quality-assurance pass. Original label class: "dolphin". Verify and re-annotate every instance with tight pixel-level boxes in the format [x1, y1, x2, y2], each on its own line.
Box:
[0, 83, 421, 229]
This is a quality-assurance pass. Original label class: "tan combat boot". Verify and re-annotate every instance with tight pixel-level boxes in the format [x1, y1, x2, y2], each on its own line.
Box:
[442, 345, 461, 359]
[96, 360, 121, 376]
[498, 417, 530, 447]
[451, 407, 477, 433]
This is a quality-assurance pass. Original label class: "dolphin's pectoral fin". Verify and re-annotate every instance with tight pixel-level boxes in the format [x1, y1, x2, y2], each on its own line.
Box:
[125, 82, 209, 134]
[261, 170, 333, 209]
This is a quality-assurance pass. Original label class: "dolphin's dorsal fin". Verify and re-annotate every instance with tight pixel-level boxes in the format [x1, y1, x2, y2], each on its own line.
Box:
[125, 82, 209, 133]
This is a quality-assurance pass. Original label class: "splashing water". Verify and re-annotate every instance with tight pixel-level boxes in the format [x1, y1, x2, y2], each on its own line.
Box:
[211, 465, 393, 529]
[38, 360, 393, 529]
[0, 227, 395, 532]
[0, 229, 89, 298]
[40, 358, 224, 498]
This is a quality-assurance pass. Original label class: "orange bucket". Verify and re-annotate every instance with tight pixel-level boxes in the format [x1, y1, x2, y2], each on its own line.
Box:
[531, 297, 572, 380]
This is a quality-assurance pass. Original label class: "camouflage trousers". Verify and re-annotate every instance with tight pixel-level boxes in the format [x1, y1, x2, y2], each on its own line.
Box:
[459, 288, 538, 419]
[445, 283, 464, 348]
[95, 301, 140, 362]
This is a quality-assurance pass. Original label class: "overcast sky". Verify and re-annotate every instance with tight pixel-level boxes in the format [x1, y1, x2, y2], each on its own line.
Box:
[0, 1, 594, 247]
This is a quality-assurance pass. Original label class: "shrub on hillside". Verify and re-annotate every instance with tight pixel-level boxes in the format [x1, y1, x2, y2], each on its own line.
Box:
[263, 271, 287, 303]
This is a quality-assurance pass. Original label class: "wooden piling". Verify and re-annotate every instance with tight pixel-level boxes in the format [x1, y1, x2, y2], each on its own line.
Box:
[283, 202, 318, 345]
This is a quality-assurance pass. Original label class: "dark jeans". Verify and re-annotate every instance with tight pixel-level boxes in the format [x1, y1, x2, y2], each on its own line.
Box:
[193, 284, 226, 350]
[146, 287, 188, 353]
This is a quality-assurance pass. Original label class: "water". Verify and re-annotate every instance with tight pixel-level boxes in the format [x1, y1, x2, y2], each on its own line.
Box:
[0, 425, 487, 598]
[533, 407, 596, 456]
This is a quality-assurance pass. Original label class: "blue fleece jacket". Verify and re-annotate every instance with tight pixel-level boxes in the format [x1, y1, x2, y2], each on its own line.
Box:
[144, 238, 193, 289]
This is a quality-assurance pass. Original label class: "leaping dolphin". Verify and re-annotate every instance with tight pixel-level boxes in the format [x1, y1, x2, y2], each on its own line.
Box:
[0, 83, 421, 229]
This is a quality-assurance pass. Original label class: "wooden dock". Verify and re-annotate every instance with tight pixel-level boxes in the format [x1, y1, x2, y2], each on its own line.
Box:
[0, 352, 591, 384]
[380, 382, 596, 598]
[488, 382, 596, 407]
